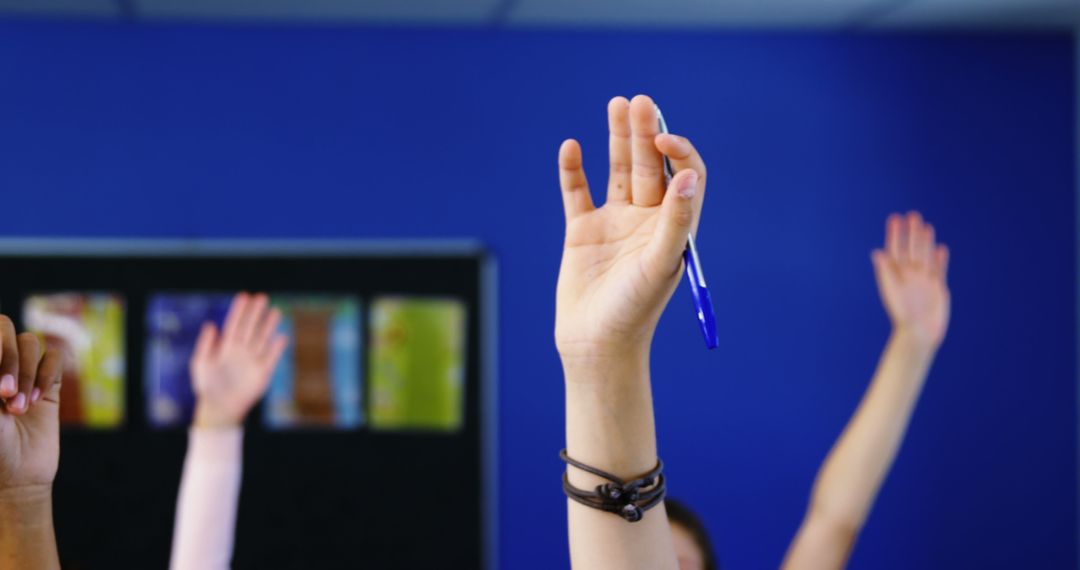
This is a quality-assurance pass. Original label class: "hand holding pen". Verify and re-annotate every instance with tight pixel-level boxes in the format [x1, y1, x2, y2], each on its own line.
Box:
[657, 105, 718, 349]
[555, 94, 709, 364]
[556, 95, 710, 569]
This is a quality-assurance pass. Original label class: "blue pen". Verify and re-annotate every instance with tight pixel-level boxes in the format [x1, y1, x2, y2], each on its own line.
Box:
[656, 105, 719, 349]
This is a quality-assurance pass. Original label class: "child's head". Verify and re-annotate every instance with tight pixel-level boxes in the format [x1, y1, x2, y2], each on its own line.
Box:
[666, 498, 718, 570]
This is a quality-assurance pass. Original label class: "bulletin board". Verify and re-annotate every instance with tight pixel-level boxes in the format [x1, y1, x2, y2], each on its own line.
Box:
[0, 239, 497, 570]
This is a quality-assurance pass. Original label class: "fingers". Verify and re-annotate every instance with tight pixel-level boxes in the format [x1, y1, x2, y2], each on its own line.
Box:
[35, 347, 62, 404]
[260, 334, 288, 373]
[883, 211, 946, 276]
[871, 249, 887, 271]
[654, 133, 706, 186]
[644, 169, 700, 277]
[558, 139, 596, 221]
[607, 96, 632, 204]
[922, 223, 936, 265]
[907, 211, 927, 264]
[253, 307, 282, 354]
[0, 317, 58, 415]
[192, 322, 218, 364]
[655, 133, 707, 232]
[628, 95, 665, 207]
[235, 293, 268, 345]
[871, 248, 898, 284]
[0, 315, 17, 401]
[216, 292, 279, 352]
[9, 333, 40, 414]
[936, 245, 950, 281]
[221, 292, 250, 342]
[885, 213, 904, 261]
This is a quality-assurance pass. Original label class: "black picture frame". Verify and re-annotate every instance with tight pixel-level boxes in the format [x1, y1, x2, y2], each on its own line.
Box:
[0, 239, 497, 570]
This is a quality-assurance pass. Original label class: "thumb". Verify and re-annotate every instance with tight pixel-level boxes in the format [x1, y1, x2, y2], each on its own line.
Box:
[644, 169, 699, 278]
[871, 249, 898, 286]
[871, 249, 901, 314]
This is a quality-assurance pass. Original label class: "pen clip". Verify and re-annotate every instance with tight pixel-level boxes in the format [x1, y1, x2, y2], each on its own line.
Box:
[655, 105, 675, 183]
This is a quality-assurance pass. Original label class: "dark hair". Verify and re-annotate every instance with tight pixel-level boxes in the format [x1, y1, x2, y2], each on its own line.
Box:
[666, 497, 719, 570]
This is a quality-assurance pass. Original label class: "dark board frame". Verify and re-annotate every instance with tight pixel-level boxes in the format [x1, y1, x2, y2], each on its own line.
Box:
[0, 238, 498, 570]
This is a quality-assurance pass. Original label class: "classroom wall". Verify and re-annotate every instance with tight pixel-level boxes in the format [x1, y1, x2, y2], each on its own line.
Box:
[0, 21, 1075, 569]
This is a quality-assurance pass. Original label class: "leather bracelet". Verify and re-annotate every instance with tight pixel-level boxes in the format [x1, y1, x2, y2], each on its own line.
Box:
[560, 449, 666, 523]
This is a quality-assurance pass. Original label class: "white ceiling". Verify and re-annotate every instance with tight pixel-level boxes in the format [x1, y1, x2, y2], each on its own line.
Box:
[0, 0, 1077, 28]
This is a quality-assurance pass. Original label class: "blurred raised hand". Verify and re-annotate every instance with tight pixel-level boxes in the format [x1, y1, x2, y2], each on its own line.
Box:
[190, 293, 288, 429]
[784, 212, 951, 570]
[871, 212, 951, 349]
[555, 95, 708, 363]
[0, 315, 62, 491]
[0, 314, 62, 570]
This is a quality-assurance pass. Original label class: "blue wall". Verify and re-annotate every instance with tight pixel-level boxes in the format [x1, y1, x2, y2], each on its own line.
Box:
[0, 21, 1075, 569]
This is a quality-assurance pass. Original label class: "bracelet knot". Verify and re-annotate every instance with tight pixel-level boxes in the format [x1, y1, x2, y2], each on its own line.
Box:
[560, 449, 666, 523]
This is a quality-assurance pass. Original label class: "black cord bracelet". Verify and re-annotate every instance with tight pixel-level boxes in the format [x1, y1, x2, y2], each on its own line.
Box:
[560, 449, 666, 523]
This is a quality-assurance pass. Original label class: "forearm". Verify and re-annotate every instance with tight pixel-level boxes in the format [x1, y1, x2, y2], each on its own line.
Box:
[785, 331, 936, 569]
[170, 427, 244, 570]
[0, 485, 59, 570]
[811, 332, 935, 524]
[564, 351, 677, 570]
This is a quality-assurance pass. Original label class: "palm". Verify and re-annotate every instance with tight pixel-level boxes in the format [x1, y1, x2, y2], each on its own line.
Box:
[192, 350, 272, 423]
[555, 96, 707, 356]
[558, 207, 669, 349]
[0, 406, 58, 488]
[873, 212, 951, 347]
[190, 293, 287, 428]
[879, 269, 949, 340]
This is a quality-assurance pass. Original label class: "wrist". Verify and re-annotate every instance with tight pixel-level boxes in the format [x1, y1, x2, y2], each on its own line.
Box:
[559, 336, 650, 370]
[555, 320, 654, 360]
[0, 484, 59, 570]
[0, 483, 52, 505]
[890, 328, 941, 356]
[562, 350, 650, 389]
[0, 483, 52, 524]
[193, 402, 243, 430]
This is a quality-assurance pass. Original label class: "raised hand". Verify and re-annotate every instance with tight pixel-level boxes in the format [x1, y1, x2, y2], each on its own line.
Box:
[0, 314, 63, 570]
[190, 293, 288, 429]
[871, 212, 951, 348]
[558, 95, 708, 570]
[555, 95, 708, 361]
[0, 315, 63, 491]
[784, 214, 950, 570]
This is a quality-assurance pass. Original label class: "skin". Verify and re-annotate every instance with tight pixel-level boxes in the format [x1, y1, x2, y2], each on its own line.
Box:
[556, 97, 950, 569]
[170, 292, 288, 570]
[557, 94, 707, 570]
[0, 314, 64, 570]
[783, 212, 949, 569]
[190, 292, 288, 429]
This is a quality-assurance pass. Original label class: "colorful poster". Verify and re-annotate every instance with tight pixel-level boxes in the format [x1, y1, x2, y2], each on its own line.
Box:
[23, 293, 126, 429]
[368, 297, 466, 432]
[144, 293, 233, 428]
[262, 296, 362, 429]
